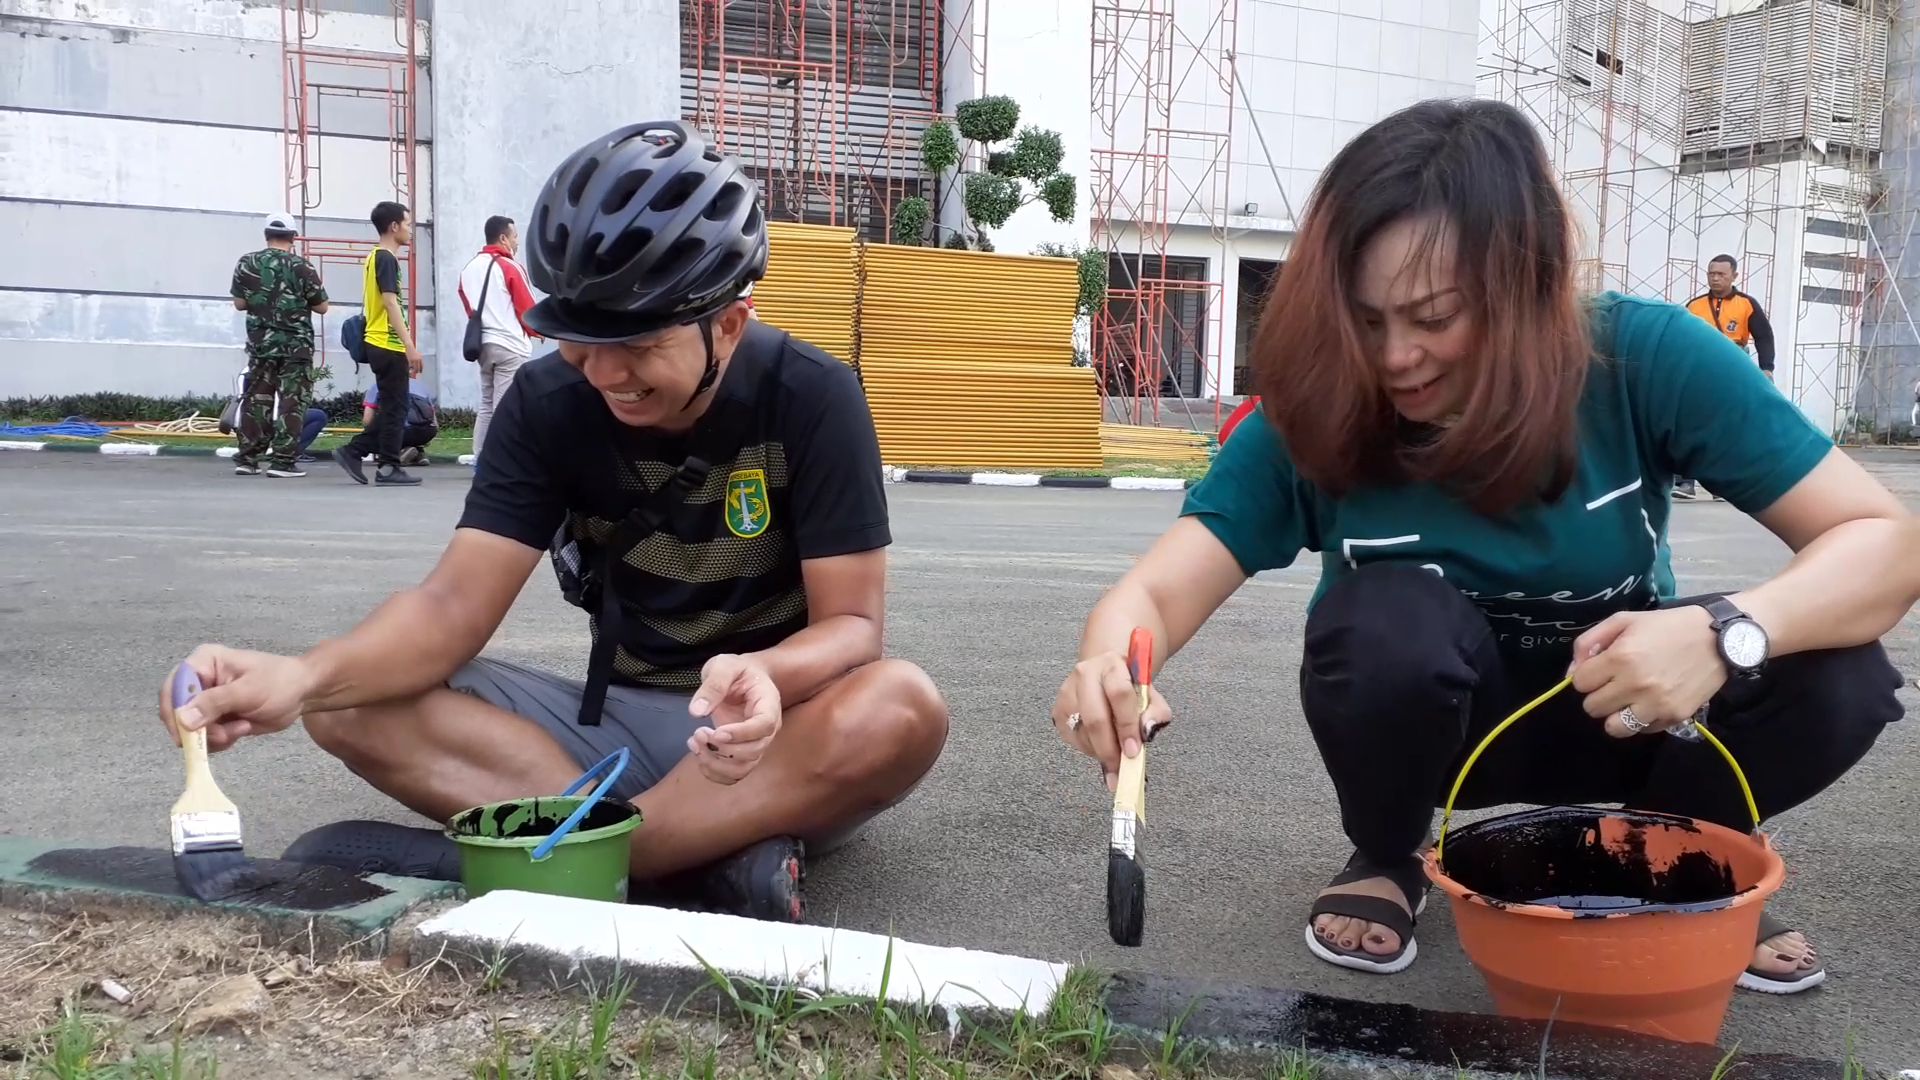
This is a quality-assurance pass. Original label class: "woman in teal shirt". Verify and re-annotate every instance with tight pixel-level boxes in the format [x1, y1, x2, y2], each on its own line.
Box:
[1051, 99, 1918, 994]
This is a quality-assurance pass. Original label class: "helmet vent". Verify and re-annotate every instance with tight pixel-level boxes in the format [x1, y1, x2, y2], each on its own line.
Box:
[595, 227, 654, 275]
[703, 181, 745, 222]
[566, 158, 600, 207]
[649, 170, 706, 213]
[600, 169, 651, 216]
[543, 221, 571, 267]
[661, 235, 704, 273]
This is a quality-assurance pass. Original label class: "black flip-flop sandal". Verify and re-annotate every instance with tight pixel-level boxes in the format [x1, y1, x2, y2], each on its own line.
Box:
[1304, 849, 1430, 975]
[1738, 912, 1827, 994]
[282, 820, 463, 882]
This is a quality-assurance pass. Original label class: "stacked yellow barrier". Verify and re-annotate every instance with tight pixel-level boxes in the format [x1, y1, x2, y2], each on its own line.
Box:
[754, 222, 858, 361]
[1100, 422, 1213, 464]
[857, 245, 1100, 470]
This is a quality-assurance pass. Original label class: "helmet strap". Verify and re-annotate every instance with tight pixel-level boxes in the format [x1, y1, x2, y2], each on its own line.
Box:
[681, 317, 720, 413]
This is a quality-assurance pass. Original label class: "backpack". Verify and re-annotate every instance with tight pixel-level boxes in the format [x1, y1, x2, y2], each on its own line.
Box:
[339, 314, 368, 368]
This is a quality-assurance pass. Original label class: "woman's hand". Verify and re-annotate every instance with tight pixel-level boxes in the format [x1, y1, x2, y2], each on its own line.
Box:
[161, 645, 316, 752]
[1568, 606, 1727, 737]
[1052, 652, 1173, 790]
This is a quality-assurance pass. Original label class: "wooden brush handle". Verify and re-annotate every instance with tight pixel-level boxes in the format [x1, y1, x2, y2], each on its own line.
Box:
[1112, 626, 1153, 818]
[1112, 743, 1147, 819]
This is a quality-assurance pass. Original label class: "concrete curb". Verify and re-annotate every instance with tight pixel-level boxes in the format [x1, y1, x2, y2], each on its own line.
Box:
[0, 838, 460, 959]
[884, 466, 1194, 490]
[408, 890, 1875, 1080]
[5, 443, 1198, 491]
[1102, 971, 1857, 1080]
[0, 439, 221, 457]
[413, 888, 1069, 1020]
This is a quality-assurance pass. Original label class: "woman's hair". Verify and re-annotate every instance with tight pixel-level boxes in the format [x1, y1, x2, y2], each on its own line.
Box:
[1251, 98, 1589, 513]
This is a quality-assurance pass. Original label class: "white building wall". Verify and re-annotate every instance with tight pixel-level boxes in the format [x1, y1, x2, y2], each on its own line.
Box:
[431, 0, 681, 411]
[0, 0, 436, 403]
[973, 0, 1094, 256]
[1076, 0, 1478, 399]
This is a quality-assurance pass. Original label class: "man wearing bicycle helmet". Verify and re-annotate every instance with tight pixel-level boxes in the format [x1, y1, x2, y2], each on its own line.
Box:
[157, 122, 949, 922]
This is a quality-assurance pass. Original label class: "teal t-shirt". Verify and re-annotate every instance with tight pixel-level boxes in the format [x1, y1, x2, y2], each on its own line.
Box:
[1181, 292, 1833, 668]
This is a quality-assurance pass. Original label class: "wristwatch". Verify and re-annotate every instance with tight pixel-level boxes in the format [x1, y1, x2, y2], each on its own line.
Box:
[1699, 596, 1769, 680]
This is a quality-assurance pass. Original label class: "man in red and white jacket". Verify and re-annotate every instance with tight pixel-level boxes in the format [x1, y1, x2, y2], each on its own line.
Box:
[458, 216, 539, 458]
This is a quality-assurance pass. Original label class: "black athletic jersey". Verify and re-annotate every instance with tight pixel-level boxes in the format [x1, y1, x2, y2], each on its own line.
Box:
[458, 321, 890, 690]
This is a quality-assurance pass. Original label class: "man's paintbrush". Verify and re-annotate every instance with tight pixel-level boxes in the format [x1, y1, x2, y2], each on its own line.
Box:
[166, 663, 256, 902]
[1107, 627, 1153, 946]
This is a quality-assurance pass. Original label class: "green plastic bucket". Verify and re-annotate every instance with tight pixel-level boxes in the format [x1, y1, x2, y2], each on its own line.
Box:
[446, 749, 641, 902]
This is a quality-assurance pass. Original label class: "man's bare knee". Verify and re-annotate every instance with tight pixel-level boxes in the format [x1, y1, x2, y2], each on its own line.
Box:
[805, 659, 949, 793]
[305, 703, 381, 767]
[304, 694, 437, 770]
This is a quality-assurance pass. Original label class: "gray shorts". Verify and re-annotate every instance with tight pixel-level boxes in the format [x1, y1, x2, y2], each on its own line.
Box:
[447, 656, 701, 804]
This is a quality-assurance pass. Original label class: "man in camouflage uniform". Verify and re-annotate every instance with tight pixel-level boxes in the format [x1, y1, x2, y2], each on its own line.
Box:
[230, 213, 330, 477]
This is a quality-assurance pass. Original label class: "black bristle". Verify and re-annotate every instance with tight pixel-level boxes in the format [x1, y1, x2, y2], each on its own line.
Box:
[174, 846, 257, 902]
[1106, 850, 1145, 946]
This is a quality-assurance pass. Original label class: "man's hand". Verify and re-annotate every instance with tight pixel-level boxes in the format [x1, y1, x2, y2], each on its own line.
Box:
[1569, 606, 1727, 738]
[686, 654, 783, 785]
[160, 645, 316, 753]
[406, 348, 424, 378]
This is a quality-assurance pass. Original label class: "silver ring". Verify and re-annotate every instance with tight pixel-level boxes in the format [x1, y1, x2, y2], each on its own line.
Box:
[1619, 706, 1649, 733]
[1066, 712, 1082, 731]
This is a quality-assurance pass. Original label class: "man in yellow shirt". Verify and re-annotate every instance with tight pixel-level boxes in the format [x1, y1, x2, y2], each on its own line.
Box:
[334, 200, 425, 486]
[1676, 254, 1777, 499]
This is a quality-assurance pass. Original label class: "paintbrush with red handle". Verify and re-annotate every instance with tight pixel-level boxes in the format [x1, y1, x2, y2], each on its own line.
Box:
[1107, 627, 1153, 946]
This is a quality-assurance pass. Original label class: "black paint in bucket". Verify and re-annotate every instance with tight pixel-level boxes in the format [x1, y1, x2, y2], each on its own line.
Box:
[1441, 806, 1739, 917]
[447, 797, 635, 841]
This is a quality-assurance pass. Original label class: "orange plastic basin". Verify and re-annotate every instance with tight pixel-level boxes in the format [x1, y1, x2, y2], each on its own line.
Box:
[1425, 805, 1784, 1045]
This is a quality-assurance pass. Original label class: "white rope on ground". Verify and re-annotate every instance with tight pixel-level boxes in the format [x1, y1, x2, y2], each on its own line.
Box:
[114, 413, 227, 439]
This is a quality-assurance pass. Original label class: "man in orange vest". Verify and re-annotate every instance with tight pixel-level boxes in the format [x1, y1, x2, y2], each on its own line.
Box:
[1675, 254, 1777, 499]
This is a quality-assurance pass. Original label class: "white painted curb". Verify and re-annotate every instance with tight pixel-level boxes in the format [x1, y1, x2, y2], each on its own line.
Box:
[417, 889, 1069, 1015]
[458, 453, 476, 466]
[216, 447, 238, 459]
[970, 472, 1042, 487]
[883, 466, 907, 483]
[0, 440, 47, 452]
[100, 442, 161, 456]
[1109, 476, 1188, 491]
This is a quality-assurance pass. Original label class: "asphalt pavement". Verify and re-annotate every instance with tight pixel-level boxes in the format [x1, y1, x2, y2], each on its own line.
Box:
[2, 452, 1917, 1069]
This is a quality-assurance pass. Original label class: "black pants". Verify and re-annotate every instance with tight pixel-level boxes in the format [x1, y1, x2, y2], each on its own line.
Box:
[343, 345, 408, 467]
[1301, 562, 1904, 866]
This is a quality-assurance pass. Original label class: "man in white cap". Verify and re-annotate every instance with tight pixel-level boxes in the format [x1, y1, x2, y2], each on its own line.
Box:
[230, 213, 330, 476]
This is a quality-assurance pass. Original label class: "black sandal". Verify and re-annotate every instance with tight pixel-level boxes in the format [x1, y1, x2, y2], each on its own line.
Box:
[1737, 912, 1827, 994]
[1303, 849, 1430, 975]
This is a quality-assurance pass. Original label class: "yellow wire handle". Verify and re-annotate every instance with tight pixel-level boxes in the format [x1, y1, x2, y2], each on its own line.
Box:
[1433, 676, 1763, 865]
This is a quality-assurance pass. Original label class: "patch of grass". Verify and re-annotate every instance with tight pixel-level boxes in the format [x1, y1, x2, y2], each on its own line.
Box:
[17, 1003, 216, 1080]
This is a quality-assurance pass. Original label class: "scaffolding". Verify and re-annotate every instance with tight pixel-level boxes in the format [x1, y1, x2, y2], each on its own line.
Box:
[280, 0, 423, 373]
[1088, 0, 1238, 429]
[681, 0, 975, 242]
[1481, 0, 1912, 440]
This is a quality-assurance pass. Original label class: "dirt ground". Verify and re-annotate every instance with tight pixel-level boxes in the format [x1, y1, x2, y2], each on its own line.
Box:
[0, 904, 1189, 1080]
[0, 902, 592, 1078]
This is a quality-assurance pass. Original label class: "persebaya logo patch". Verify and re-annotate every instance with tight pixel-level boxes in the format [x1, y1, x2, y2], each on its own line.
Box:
[725, 468, 772, 538]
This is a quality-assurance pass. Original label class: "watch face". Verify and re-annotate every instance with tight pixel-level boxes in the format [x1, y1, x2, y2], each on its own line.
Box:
[1723, 619, 1768, 669]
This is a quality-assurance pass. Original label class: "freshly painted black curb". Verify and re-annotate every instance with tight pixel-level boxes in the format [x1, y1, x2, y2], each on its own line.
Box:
[1104, 971, 1841, 1080]
[900, 470, 976, 484]
[1036, 475, 1115, 488]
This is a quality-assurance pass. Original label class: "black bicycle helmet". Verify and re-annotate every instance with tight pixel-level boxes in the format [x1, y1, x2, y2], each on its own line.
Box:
[522, 120, 768, 344]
